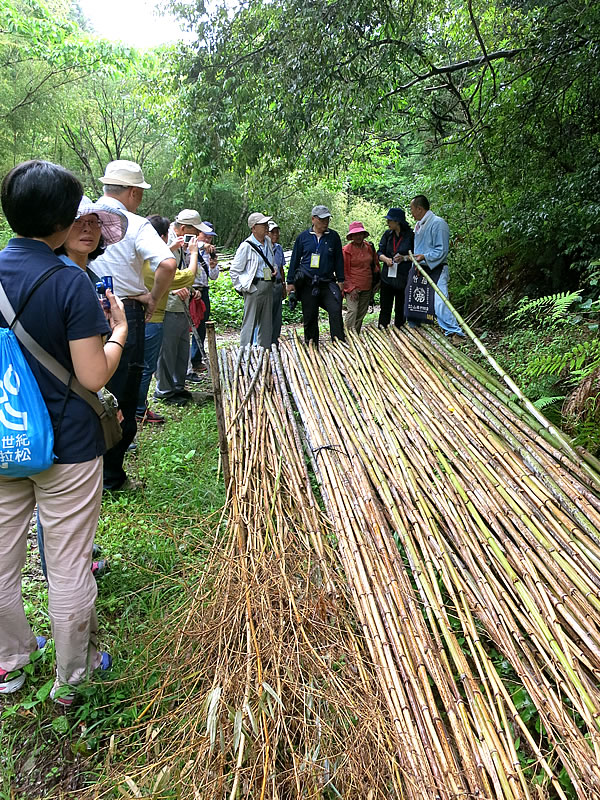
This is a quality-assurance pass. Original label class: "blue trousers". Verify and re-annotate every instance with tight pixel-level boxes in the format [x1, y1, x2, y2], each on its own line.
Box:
[434, 266, 463, 336]
[136, 321, 164, 415]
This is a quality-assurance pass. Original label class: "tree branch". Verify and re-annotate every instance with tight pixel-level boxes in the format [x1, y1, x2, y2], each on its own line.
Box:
[376, 48, 523, 106]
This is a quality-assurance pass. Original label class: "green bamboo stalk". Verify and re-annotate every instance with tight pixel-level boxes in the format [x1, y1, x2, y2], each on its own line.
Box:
[407, 251, 600, 491]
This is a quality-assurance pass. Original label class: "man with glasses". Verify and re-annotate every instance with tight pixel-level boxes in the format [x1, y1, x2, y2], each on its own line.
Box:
[286, 205, 345, 347]
[94, 160, 176, 491]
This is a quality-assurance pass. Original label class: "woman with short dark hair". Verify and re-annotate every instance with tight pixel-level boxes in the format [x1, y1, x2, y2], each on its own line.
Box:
[0, 161, 127, 705]
[377, 207, 415, 328]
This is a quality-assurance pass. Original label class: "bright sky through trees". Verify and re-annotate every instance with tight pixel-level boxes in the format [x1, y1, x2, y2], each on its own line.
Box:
[78, 0, 188, 47]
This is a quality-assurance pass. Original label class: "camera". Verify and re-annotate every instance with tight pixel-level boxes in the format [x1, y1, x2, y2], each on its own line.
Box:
[95, 276, 113, 311]
[288, 290, 297, 312]
[183, 234, 195, 243]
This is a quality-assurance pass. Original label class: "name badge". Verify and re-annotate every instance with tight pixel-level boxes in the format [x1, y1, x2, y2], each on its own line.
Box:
[263, 266, 271, 280]
[310, 254, 320, 269]
[388, 262, 397, 279]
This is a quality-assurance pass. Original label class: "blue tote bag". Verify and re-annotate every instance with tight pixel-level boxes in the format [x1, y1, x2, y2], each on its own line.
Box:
[0, 266, 67, 477]
[0, 327, 54, 476]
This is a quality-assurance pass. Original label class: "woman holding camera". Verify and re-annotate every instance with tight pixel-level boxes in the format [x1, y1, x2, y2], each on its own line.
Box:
[0, 161, 127, 704]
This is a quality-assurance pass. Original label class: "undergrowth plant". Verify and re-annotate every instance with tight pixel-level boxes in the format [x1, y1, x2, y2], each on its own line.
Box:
[0, 404, 224, 800]
[502, 278, 600, 451]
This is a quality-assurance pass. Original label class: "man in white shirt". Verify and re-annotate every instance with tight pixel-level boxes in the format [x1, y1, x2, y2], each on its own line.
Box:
[230, 212, 276, 348]
[94, 160, 176, 490]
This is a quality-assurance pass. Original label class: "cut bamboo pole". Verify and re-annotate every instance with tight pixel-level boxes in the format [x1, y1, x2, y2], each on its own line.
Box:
[206, 320, 231, 489]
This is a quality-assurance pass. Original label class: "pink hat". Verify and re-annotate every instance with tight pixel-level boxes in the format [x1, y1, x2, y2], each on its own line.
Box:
[346, 221, 370, 239]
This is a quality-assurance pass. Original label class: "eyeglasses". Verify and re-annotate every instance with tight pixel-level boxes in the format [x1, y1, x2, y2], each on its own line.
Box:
[73, 218, 103, 229]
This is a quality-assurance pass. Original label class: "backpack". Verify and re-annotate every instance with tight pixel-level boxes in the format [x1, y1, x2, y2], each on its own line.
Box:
[0, 266, 64, 476]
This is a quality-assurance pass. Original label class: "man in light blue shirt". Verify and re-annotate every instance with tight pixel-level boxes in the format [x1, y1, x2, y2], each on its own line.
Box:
[410, 195, 464, 341]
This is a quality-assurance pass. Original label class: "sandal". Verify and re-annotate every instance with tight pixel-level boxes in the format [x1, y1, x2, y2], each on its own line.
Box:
[91, 559, 109, 578]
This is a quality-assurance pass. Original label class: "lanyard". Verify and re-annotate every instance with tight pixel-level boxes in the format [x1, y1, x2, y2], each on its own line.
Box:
[311, 232, 326, 255]
[391, 233, 404, 255]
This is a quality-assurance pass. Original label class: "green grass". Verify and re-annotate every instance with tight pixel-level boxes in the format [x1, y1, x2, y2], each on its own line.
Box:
[0, 403, 224, 800]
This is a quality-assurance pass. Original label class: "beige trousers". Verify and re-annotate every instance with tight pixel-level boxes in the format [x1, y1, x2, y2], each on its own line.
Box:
[345, 290, 372, 334]
[0, 458, 103, 686]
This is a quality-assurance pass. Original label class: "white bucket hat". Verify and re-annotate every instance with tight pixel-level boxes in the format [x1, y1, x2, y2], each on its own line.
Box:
[76, 196, 128, 246]
[99, 160, 151, 189]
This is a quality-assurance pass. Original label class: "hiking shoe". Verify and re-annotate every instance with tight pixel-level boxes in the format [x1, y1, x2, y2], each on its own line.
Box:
[136, 408, 165, 424]
[91, 559, 109, 578]
[161, 395, 188, 406]
[105, 477, 142, 493]
[185, 372, 202, 383]
[449, 334, 466, 346]
[50, 652, 112, 707]
[0, 636, 47, 694]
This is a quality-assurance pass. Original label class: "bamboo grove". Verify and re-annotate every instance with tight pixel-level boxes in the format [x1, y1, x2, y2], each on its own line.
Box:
[116, 326, 600, 799]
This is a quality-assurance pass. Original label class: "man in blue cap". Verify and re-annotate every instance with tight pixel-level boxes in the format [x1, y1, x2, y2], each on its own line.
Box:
[286, 205, 345, 346]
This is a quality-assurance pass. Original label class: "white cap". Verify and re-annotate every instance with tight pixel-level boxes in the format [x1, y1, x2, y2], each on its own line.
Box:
[248, 212, 272, 228]
[174, 209, 212, 233]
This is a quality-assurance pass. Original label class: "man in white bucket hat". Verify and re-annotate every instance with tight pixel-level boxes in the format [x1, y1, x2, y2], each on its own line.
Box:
[94, 160, 176, 491]
[230, 212, 275, 349]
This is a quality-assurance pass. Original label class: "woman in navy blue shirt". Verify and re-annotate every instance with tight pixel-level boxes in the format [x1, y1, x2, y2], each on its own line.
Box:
[377, 207, 415, 328]
[0, 161, 127, 705]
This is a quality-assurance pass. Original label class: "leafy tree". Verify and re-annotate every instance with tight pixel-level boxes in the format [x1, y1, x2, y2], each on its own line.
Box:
[171, 0, 600, 302]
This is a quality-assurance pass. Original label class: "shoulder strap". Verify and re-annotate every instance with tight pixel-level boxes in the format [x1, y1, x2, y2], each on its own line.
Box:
[6, 264, 66, 329]
[246, 239, 274, 271]
[0, 276, 106, 419]
[369, 242, 378, 271]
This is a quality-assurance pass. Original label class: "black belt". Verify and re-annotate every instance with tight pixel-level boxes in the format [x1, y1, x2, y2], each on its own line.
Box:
[122, 297, 145, 307]
[252, 276, 274, 285]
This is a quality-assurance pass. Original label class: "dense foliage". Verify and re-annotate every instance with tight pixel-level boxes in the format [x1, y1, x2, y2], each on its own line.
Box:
[171, 0, 600, 299]
[0, 0, 598, 412]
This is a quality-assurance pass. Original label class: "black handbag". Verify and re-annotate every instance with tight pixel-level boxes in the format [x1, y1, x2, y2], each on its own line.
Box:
[404, 264, 443, 324]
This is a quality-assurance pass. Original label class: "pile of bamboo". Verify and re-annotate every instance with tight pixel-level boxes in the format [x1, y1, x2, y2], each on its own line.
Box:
[278, 326, 600, 799]
[115, 326, 600, 799]
[113, 344, 408, 799]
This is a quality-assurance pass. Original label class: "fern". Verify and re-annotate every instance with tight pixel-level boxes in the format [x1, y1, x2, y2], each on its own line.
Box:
[526, 340, 600, 379]
[533, 395, 566, 409]
[508, 291, 582, 324]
